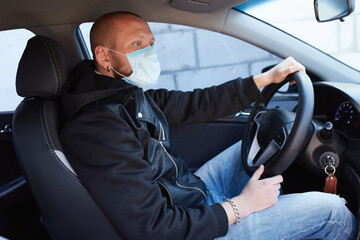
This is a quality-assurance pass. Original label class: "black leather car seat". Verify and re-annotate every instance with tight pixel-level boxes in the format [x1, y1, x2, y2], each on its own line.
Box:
[13, 36, 122, 240]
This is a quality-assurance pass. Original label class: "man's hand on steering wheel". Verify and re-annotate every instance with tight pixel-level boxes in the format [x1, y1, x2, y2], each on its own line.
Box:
[253, 57, 306, 89]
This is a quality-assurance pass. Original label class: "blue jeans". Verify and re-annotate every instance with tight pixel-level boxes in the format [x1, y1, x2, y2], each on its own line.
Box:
[195, 141, 358, 240]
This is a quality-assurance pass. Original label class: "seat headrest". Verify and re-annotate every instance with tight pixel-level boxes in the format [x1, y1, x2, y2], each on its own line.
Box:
[16, 36, 70, 98]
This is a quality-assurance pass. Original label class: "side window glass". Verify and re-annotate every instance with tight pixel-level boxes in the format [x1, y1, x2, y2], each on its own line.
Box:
[1, 29, 35, 111]
[79, 22, 93, 59]
[79, 22, 282, 91]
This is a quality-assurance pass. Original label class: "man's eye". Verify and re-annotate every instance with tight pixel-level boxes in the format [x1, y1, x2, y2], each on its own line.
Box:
[135, 42, 141, 46]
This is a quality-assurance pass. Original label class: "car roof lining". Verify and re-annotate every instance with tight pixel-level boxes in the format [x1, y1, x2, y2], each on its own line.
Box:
[0, 0, 246, 31]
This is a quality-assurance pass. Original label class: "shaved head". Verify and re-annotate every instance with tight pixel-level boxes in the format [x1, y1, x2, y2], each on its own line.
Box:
[90, 11, 155, 77]
[90, 11, 143, 56]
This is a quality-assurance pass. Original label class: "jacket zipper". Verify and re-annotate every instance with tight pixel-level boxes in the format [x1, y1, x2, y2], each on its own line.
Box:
[156, 180, 173, 205]
[154, 132, 207, 199]
[158, 121, 166, 141]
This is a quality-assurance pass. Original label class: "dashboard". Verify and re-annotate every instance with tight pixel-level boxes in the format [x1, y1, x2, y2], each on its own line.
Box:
[313, 82, 360, 139]
[298, 82, 360, 219]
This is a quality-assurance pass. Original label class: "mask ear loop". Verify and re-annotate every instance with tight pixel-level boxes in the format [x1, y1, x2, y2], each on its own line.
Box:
[111, 67, 127, 78]
[105, 47, 126, 56]
[105, 47, 128, 77]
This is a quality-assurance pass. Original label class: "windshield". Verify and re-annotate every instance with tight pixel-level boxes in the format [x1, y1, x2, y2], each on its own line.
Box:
[235, 0, 360, 72]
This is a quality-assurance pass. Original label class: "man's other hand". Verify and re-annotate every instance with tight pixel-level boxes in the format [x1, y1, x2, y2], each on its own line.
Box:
[222, 165, 283, 225]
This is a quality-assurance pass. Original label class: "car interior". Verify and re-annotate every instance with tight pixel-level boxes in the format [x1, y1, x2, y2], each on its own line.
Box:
[0, 0, 360, 239]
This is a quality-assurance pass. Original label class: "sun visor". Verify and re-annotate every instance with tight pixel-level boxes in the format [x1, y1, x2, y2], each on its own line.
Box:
[170, 0, 247, 13]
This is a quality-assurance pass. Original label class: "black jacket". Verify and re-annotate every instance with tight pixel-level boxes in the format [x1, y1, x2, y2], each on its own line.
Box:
[60, 60, 260, 240]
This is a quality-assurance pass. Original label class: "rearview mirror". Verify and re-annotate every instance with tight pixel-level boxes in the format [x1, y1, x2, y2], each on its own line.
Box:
[314, 0, 355, 22]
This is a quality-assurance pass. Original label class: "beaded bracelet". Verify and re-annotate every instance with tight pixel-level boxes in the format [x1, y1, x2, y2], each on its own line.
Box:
[226, 198, 241, 224]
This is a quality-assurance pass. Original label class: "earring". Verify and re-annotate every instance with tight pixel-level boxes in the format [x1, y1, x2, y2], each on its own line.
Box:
[107, 66, 110, 72]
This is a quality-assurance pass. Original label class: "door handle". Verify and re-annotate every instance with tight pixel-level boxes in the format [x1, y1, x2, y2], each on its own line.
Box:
[0, 124, 12, 134]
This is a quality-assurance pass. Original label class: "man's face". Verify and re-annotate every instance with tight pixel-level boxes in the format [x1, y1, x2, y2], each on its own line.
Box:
[109, 16, 155, 77]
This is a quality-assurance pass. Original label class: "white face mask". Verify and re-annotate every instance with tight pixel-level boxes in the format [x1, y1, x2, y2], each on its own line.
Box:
[106, 46, 161, 91]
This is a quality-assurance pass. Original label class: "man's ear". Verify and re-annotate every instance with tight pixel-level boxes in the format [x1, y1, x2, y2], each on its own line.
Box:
[94, 45, 111, 71]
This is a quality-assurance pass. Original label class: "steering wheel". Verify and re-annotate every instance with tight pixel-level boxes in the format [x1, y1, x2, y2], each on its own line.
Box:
[241, 71, 314, 178]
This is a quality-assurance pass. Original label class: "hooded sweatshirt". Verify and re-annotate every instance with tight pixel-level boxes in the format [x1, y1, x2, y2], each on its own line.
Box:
[60, 60, 260, 240]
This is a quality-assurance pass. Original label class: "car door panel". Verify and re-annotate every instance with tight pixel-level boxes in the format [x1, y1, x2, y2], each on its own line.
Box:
[170, 116, 247, 170]
[0, 112, 32, 219]
[0, 112, 24, 202]
[0, 112, 45, 239]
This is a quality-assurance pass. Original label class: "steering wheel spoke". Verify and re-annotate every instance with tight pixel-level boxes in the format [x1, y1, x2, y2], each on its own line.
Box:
[273, 126, 287, 148]
[253, 140, 281, 166]
[247, 110, 267, 166]
[247, 126, 261, 167]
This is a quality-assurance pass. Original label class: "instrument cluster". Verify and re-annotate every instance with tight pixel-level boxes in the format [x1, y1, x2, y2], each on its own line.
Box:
[313, 83, 360, 139]
[333, 101, 360, 138]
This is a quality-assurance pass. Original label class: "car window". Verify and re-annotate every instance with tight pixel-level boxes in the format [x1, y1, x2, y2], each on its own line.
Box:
[79, 22, 283, 91]
[1, 29, 35, 111]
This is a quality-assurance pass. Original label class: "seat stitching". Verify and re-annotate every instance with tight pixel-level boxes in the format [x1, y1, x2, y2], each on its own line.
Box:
[47, 40, 63, 95]
[40, 101, 79, 181]
[37, 37, 61, 95]
[41, 101, 55, 149]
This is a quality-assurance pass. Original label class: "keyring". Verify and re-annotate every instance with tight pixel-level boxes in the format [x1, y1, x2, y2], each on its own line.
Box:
[324, 165, 336, 175]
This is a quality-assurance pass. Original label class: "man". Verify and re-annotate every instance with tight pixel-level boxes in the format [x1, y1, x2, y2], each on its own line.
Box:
[60, 11, 357, 239]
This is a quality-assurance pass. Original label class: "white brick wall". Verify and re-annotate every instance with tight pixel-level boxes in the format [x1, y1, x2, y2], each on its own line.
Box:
[196, 29, 271, 67]
[150, 23, 281, 91]
[155, 30, 197, 71]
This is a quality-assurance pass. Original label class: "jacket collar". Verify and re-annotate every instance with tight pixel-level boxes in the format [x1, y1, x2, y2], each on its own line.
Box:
[61, 60, 137, 120]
